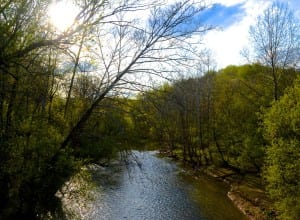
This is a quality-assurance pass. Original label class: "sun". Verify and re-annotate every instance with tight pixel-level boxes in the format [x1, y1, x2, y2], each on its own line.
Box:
[48, 0, 80, 32]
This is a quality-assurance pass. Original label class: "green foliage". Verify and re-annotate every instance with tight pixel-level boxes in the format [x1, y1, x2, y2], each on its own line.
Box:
[134, 64, 297, 173]
[0, 0, 299, 218]
[132, 83, 178, 146]
[213, 64, 269, 171]
[0, 117, 81, 218]
[262, 77, 300, 219]
[0, 10, 132, 216]
[76, 101, 131, 161]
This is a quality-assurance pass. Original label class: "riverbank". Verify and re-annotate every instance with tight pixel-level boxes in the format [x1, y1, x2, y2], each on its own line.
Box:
[158, 151, 275, 220]
[203, 167, 274, 220]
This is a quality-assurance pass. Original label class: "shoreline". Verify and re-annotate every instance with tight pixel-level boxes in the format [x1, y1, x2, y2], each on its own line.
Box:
[158, 151, 274, 220]
[202, 167, 273, 220]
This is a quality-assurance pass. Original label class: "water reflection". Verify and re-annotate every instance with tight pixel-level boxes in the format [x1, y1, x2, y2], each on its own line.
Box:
[80, 151, 246, 220]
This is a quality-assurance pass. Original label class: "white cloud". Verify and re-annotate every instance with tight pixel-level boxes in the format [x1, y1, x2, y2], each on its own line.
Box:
[209, 0, 246, 7]
[202, 0, 272, 69]
[203, 25, 248, 69]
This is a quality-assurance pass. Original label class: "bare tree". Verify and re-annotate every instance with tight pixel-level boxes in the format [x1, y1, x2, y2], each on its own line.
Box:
[249, 1, 300, 100]
[0, 1, 214, 217]
[61, 0, 213, 149]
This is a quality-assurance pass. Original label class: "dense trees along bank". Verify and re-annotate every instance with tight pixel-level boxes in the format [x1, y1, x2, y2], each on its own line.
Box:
[0, 0, 300, 219]
[132, 64, 299, 219]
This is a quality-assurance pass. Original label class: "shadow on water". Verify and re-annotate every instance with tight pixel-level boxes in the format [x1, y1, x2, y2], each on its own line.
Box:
[64, 151, 247, 220]
[178, 172, 247, 220]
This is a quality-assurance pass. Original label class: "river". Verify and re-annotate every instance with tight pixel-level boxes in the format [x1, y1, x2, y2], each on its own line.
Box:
[63, 151, 247, 220]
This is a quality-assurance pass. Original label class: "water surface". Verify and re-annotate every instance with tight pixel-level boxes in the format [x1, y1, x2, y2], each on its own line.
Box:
[83, 151, 246, 220]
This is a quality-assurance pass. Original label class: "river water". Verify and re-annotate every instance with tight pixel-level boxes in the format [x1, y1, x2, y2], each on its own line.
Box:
[67, 151, 246, 220]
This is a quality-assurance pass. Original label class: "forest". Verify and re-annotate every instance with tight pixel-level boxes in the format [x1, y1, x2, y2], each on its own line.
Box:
[0, 0, 299, 219]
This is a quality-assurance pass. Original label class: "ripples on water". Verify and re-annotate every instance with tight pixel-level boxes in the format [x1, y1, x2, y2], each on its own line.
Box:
[64, 151, 246, 220]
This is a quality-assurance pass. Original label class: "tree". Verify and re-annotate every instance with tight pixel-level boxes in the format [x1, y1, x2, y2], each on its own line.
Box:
[249, 1, 300, 100]
[262, 76, 300, 219]
[61, 0, 213, 150]
[212, 65, 272, 171]
[0, 0, 213, 218]
[134, 72, 216, 167]
[0, 1, 112, 217]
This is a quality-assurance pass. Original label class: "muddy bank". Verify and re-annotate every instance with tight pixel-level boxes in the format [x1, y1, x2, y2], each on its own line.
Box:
[204, 167, 274, 220]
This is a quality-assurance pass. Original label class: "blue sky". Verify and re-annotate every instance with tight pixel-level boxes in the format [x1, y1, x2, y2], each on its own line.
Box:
[199, 3, 245, 28]
[199, 0, 300, 69]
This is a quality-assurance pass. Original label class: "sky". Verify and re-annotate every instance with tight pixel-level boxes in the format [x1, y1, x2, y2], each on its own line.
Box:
[48, 0, 300, 72]
[199, 0, 300, 69]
